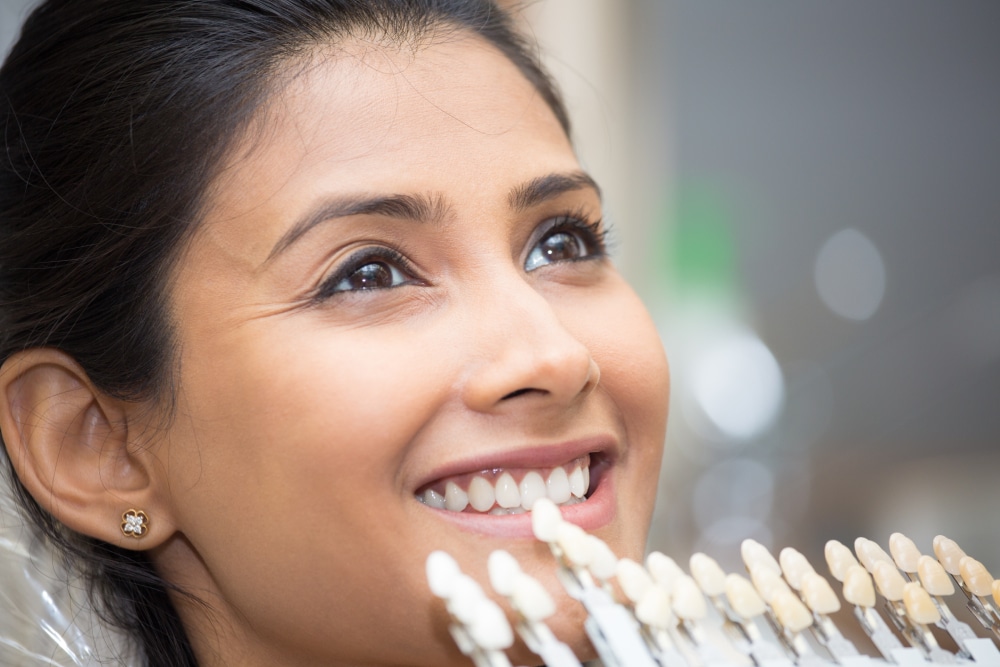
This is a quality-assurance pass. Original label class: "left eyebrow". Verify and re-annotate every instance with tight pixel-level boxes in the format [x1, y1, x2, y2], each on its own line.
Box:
[266, 170, 601, 262]
[508, 171, 602, 212]
[267, 192, 449, 261]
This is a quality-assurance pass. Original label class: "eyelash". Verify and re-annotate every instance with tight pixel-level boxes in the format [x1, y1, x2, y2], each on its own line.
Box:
[310, 211, 610, 302]
[311, 246, 417, 302]
[525, 213, 610, 271]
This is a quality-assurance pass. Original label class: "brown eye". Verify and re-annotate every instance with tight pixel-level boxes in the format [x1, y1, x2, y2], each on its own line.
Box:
[524, 224, 597, 272]
[342, 262, 395, 291]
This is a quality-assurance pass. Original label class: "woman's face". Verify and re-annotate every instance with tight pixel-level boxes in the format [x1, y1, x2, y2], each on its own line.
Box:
[153, 33, 669, 666]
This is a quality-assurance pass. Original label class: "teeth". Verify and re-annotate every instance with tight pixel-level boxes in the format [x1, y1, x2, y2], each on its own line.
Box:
[468, 476, 495, 512]
[872, 560, 906, 601]
[494, 472, 520, 508]
[519, 471, 546, 510]
[422, 488, 446, 509]
[569, 466, 586, 498]
[419, 460, 592, 514]
[445, 481, 469, 512]
[546, 467, 572, 504]
[725, 573, 767, 619]
[778, 547, 815, 590]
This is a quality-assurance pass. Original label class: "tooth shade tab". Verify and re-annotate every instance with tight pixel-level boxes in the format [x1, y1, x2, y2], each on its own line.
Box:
[555, 522, 592, 567]
[487, 550, 522, 597]
[617, 558, 654, 604]
[511, 572, 557, 622]
[933, 535, 967, 576]
[917, 555, 954, 596]
[427, 551, 462, 598]
[586, 535, 619, 581]
[467, 597, 515, 651]
[903, 582, 941, 625]
[750, 566, 791, 604]
[672, 575, 708, 621]
[825, 540, 860, 582]
[647, 552, 684, 592]
[959, 556, 994, 597]
[635, 583, 673, 629]
[779, 547, 815, 590]
[872, 561, 906, 601]
[690, 552, 727, 597]
[531, 497, 563, 542]
[449, 574, 488, 623]
[772, 589, 814, 633]
[855, 538, 894, 573]
[725, 573, 767, 619]
[843, 565, 877, 608]
[741, 539, 782, 575]
[801, 572, 841, 615]
[889, 533, 922, 573]
[993, 579, 1000, 607]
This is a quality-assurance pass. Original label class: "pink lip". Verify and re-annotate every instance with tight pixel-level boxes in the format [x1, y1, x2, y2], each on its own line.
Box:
[418, 460, 618, 539]
[413, 434, 617, 491]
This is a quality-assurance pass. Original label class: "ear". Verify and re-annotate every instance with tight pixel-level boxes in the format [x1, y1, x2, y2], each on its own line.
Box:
[0, 348, 175, 550]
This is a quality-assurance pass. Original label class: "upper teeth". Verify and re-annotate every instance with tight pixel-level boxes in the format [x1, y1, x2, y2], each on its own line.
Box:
[418, 460, 591, 514]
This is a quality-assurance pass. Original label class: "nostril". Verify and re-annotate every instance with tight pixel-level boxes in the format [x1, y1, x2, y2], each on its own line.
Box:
[501, 387, 537, 400]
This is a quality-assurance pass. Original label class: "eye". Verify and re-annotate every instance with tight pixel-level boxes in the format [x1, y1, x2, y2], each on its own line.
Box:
[314, 247, 417, 300]
[524, 217, 608, 272]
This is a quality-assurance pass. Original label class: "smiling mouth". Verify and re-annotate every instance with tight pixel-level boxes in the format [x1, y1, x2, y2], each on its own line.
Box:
[415, 454, 603, 515]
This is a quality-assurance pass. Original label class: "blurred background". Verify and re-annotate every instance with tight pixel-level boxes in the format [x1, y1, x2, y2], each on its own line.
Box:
[3, 0, 999, 587]
[512, 0, 1000, 579]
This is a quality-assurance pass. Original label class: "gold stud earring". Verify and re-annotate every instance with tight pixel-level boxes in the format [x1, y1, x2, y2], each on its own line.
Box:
[121, 509, 149, 538]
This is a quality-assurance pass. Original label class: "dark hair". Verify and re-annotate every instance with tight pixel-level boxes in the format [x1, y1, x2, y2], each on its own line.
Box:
[0, 1, 568, 664]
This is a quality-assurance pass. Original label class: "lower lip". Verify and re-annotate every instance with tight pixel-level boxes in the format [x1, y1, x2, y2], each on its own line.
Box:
[422, 473, 617, 539]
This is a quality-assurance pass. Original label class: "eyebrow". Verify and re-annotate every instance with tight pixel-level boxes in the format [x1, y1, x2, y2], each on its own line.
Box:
[267, 170, 600, 261]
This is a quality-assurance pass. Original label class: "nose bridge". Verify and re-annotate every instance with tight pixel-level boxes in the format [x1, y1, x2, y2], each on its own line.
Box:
[460, 268, 598, 412]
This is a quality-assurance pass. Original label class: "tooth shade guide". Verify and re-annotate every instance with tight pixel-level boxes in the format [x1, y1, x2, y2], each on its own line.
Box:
[872, 561, 906, 601]
[917, 555, 955, 596]
[646, 551, 684, 591]
[889, 532, 922, 573]
[778, 547, 815, 590]
[843, 565, 877, 608]
[825, 540, 861, 582]
[801, 572, 841, 615]
[933, 535, 967, 576]
[903, 582, 942, 625]
[725, 573, 767, 619]
[741, 539, 781, 576]
[959, 556, 995, 597]
[855, 537, 895, 573]
[690, 552, 727, 597]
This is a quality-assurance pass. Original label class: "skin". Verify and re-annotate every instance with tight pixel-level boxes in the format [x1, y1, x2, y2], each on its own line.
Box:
[2, 31, 669, 667]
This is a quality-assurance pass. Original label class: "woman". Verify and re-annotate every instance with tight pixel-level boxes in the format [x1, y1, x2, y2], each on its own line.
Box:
[0, 1, 670, 665]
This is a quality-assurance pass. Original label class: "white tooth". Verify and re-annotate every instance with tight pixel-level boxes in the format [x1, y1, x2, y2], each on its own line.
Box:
[444, 481, 468, 512]
[546, 467, 571, 504]
[494, 472, 520, 509]
[467, 476, 495, 512]
[569, 466, 585, 498]
[519, 471, 546, 510]
[582, 465, 590, 494]
[422, 488, 446, 509]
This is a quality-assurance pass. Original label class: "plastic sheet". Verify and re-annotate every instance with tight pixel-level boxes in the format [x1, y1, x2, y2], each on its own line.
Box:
[0, 471, 136, 666]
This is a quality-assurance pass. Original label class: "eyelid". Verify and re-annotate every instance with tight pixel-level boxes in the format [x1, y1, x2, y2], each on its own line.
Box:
[311, 245, 418, 302]
[524, 212, 610, 271]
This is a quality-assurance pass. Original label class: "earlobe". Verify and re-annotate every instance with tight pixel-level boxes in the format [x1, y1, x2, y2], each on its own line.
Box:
[0, 348, 174, 549]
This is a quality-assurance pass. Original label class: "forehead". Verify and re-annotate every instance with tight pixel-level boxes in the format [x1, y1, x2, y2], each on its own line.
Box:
[201, 33, 576, 246]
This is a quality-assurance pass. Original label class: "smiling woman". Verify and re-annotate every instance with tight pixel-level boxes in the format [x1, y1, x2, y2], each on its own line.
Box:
[0, 2, 669, 666]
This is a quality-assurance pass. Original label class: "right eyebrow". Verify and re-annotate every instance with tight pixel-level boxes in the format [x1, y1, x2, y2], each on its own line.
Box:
[266, 192, 449, 262]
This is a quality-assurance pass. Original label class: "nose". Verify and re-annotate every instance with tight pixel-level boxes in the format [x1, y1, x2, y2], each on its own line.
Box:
[460, 277, 600, 413]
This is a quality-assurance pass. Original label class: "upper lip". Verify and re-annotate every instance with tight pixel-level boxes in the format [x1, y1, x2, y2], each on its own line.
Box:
[411, 434, 618, 493]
